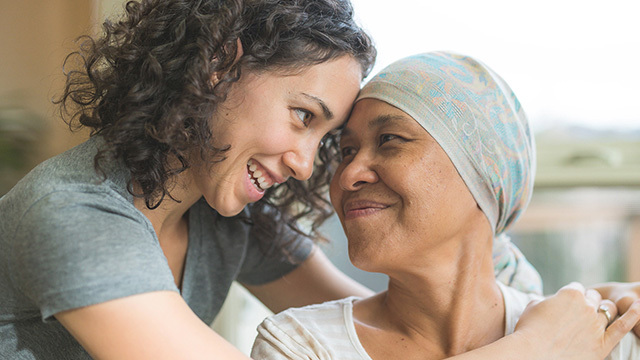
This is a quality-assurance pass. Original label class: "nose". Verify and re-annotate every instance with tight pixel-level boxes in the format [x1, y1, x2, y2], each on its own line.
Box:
[338, 153, 379, 191]
[282, 139, 317, 181]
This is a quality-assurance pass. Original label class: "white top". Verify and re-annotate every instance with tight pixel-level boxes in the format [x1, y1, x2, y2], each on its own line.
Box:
[251, 282, 640, 359]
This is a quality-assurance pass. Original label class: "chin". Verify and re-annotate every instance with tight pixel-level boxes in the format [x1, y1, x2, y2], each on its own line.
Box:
[206, 197, 246, 217]
[217, 207, 245, 217]
[348, 243, 383, 273]
[350, 257, 384, 274]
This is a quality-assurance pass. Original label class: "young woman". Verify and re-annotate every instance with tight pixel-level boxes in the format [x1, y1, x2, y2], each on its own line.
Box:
[251, 51, 640, 360]
[0, 1, 637, 359]
[1, 1, 374, 358]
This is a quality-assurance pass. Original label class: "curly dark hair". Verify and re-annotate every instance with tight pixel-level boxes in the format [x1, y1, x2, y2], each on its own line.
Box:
[55, 0, 376, 250]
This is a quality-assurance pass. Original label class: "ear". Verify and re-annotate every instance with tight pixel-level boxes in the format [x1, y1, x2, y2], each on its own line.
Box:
[234, 38, 244, 62]
[211, 38, 244, 85]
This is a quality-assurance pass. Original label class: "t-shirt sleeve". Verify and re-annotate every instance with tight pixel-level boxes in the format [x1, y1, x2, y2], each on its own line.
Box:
[10, 189, 178, 321]
[236, 220, 313, 286]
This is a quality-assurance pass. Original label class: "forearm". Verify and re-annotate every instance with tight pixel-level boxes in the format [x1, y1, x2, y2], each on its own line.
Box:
[245, 247, 374, 313]
[57, 292, 252, 360]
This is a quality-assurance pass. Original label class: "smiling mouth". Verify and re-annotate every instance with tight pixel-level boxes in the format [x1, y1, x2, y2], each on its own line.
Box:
[343, 200, 389, 220]
[247, 159, 275, 192]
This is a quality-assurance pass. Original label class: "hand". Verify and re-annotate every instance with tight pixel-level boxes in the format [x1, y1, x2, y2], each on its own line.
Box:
[514, 282, 640, 360]
[591, 281, 640, 338]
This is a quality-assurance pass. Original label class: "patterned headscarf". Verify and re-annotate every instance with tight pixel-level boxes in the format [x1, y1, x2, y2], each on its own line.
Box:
[356, 52, 542, 294]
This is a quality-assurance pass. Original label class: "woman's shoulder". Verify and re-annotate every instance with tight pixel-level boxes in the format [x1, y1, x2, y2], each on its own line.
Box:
[258, 296, 360, 340]
[252, 297, 367, 360]
[2, 137, 136, 221]
[496, 281, 544, 335]
[0, 137, 150, 258]
[276, 296, 359, 320]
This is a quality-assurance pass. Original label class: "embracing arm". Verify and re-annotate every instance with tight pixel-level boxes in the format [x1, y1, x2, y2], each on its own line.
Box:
[250, 283, 640, 360]
[448, 283, 640, 360]
[243, 246, 374, 313]
[245, 248, 640, 360]
[56, 291, 250, 360]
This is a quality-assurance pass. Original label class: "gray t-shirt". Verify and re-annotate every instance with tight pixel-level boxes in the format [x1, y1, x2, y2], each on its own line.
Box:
[0, 137, 312, 359]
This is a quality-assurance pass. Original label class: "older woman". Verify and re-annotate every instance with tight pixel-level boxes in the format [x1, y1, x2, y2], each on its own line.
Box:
[251, 52, 640, 359]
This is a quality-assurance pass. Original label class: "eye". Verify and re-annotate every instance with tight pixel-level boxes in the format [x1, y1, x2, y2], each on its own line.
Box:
[340, 146, 357, 160]
[379, 133, 401, 146]
[294, 108, 314, 127]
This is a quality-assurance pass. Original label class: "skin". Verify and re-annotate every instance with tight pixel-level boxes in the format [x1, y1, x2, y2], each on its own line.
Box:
[52, 56, 640, 359]
[594, 282, 640, 337]
[328, 98, 640, 360]
[54, 55, 372, 360]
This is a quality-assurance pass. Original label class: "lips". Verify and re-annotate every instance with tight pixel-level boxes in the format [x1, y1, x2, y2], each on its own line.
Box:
[247, 159, 276, 191]
[342, 199, 390, 220]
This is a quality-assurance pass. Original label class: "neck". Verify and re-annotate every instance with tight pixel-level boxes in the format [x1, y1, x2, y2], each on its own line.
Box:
[134, 169, 202, 238]
[376, 235, 505, 357]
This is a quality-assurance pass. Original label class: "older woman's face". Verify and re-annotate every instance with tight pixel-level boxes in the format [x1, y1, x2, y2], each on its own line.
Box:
[330, 99, 485, 272]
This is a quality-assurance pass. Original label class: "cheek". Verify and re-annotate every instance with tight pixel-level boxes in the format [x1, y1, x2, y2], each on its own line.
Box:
[230, 119, 295, 155]
[397, 158, 456, 219]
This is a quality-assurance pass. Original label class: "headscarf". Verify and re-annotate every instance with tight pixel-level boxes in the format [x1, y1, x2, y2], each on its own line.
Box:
[356, 51, 542, 294]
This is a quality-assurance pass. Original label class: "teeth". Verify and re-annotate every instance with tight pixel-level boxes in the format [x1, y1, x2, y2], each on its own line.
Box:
[247, 159, 274, 191]
[260, 180, 272, 189]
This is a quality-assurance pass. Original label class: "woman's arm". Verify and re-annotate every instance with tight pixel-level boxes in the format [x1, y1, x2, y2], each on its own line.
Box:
[56, 291, 250, 360]
[243, 247, 374, 313]
[591, 282, 640, 337]
[251, 283, 640, 360]
[448, 283, 640, 360]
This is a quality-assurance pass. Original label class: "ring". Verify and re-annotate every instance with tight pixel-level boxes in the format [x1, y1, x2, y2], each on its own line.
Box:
[598, 304, 613, 326]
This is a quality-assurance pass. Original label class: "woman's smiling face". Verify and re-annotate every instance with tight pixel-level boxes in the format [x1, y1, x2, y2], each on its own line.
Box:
[191, 56, 362, 217]
[330, 99, 485, 273]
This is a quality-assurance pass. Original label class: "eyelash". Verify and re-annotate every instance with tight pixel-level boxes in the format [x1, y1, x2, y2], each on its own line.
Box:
[293, 108, 314, 127]
[339, 146, 355, 160]
[378, 133, 400, 146]
[339, 134, 404, 159]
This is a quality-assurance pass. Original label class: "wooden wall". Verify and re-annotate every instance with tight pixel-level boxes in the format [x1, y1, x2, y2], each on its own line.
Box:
[0, 0, 99, 168]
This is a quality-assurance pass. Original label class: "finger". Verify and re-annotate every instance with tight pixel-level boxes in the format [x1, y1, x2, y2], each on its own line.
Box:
[615, 292, 639, 314]
[586, 288, 603, 308]
[561, 281, 586, 294]
[614, 293, 640, 338]
[604, 300, 640, 352]
[598, 300, 617, 328]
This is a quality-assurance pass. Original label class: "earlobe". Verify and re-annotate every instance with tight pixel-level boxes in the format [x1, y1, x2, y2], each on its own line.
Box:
[211, 73, 220, 85]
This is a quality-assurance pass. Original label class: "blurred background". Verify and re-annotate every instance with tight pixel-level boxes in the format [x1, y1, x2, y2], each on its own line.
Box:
[1, 0, 639, 356]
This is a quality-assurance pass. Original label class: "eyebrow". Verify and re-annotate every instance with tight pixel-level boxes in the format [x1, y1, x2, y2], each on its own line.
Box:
[301, 93, 334, 120]
[368, 114, 407, 129]
[341, 114, 407, 137]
